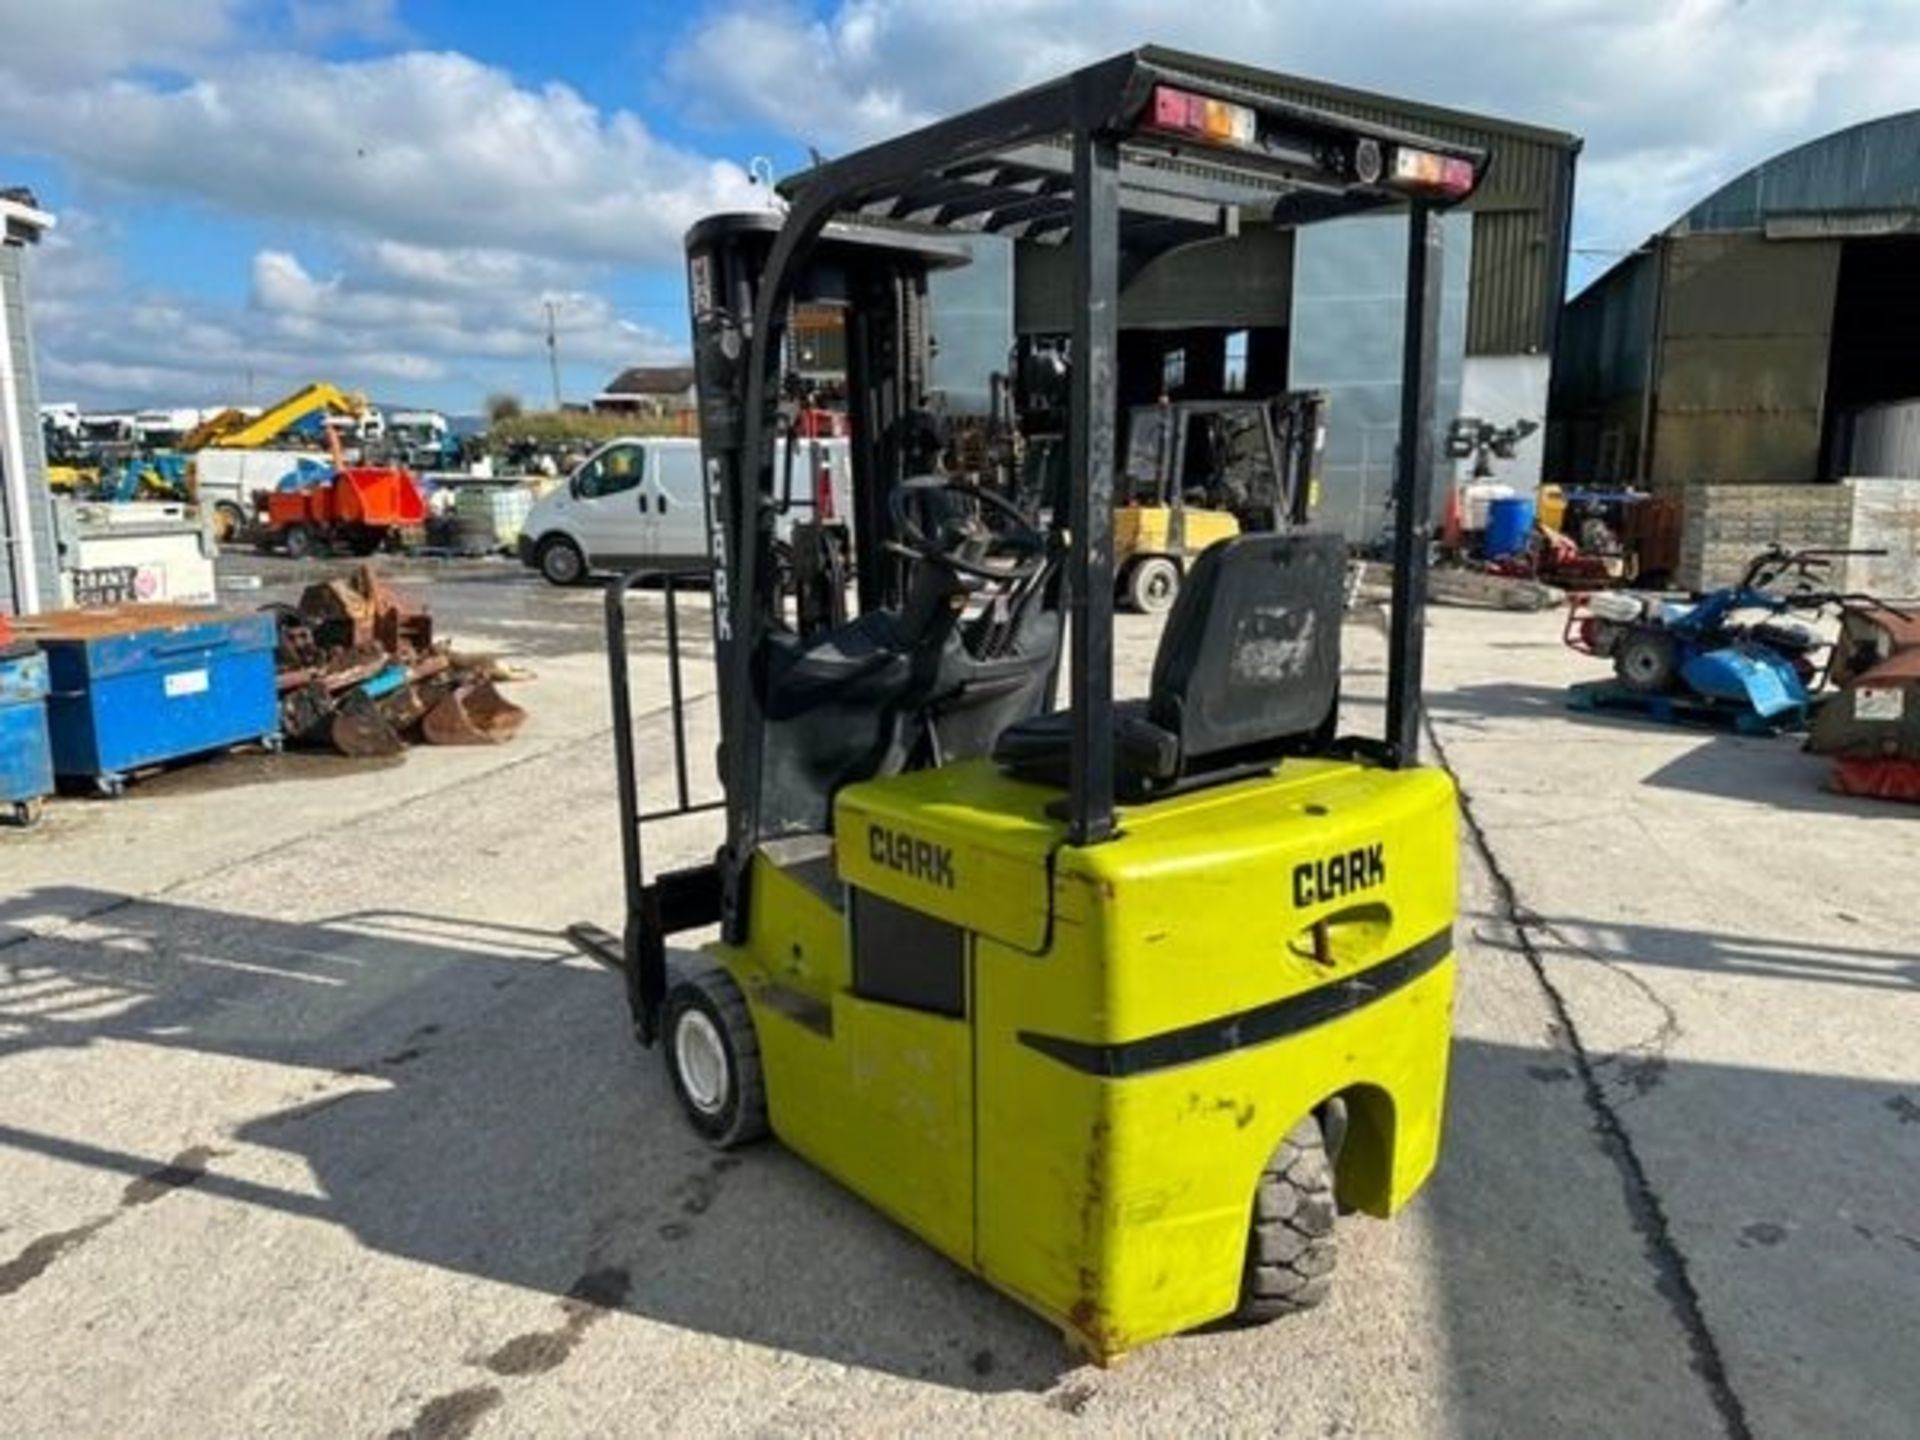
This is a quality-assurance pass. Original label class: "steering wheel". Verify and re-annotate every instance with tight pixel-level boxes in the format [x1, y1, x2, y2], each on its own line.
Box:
[888, 477, 1046, 583]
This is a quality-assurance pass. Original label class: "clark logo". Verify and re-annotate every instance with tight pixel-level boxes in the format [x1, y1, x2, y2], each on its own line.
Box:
[1293, 844, 1386, 907]
[868, 824, 955, 889]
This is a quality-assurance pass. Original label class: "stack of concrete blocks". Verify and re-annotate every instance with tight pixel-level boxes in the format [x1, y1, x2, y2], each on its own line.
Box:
[1680, 480, 1920, 596]
[1680, 483, 1852, 590]
[1842, 479, 1920, 600]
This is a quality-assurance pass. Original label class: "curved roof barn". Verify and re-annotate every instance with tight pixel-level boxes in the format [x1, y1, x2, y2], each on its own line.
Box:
[1549, 110, 1920, 488]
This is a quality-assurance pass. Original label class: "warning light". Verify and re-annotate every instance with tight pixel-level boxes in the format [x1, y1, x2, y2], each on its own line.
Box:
[1146, 85, 1258, 149]
[1387, 145, 1477, 198]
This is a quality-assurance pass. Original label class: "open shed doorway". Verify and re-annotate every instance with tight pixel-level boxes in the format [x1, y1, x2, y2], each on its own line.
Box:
[1823, 235, 1920, 476]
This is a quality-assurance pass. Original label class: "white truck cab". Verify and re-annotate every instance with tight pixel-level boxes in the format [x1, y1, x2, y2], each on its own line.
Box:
[519, 435, 850, 585]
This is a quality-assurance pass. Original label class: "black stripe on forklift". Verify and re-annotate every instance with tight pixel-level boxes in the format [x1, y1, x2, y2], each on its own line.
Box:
[1016, 927, 1452, 1079]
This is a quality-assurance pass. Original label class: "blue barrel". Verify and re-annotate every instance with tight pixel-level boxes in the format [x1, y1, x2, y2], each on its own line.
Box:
[1483, 495, 1537, 558]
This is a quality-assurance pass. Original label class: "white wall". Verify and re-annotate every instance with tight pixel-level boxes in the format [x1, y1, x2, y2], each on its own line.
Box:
[1455, 353, 1550, 492]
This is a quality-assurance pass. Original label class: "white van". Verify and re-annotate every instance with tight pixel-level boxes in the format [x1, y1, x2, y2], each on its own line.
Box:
[518, 435, 852, 586]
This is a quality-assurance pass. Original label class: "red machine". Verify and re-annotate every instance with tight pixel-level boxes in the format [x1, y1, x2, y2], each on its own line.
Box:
[257, 466, 426, 559]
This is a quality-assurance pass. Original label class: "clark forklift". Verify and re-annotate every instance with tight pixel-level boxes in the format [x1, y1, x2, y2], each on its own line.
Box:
[570, 48, 1477, 1362]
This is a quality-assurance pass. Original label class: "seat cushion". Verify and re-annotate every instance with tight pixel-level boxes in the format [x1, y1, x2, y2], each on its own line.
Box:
[992, 700, 1181, 791]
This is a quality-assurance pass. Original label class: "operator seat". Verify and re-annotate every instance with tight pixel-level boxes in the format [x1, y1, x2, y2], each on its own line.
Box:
[994, 531, 1344, 800]
[755, 539, 1062, 834]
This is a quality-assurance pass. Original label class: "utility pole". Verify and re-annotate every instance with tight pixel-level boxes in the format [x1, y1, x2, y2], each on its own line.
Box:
[544, 301, 562, 410]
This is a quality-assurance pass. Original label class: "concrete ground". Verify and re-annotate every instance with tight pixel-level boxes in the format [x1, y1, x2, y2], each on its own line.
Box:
[1, 556, 1915, 1438]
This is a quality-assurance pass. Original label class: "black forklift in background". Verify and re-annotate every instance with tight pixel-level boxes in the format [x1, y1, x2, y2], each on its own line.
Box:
[571, 48, 1483, 1360]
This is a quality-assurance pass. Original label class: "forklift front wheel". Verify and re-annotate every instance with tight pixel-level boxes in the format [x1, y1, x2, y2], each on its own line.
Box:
[1236, 1112, 1338, 1321]
[1124, 556, 1181, 615]
[662, 967, 770, 1149]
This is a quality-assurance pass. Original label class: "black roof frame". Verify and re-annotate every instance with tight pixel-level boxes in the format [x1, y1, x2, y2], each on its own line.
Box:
[724, 47, 1483, 849]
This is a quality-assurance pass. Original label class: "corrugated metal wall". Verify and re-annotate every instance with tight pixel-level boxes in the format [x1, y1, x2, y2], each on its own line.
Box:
[1546, 251, 1658, 481]
[1681, 111, 1920, 234]
[1466, 203, 1558, 354]
[1651, 233, 1840, 485]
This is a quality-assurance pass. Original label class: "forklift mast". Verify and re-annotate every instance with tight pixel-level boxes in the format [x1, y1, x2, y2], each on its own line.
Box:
[684, 214, 972, 936]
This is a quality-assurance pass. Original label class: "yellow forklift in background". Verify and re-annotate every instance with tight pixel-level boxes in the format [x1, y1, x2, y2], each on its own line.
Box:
[570, 48, 1475, 1362]
[1116, 391, 1327, 612]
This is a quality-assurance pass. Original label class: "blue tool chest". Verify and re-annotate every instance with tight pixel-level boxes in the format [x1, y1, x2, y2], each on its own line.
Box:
[20, 606, 280, 794]
[0, 644, 54, 823]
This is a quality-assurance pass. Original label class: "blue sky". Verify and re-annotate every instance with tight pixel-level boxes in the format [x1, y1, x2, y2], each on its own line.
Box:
[3, 0, 1915, 414]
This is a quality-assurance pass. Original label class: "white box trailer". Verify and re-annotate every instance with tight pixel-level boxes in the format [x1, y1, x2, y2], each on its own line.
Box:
[190, 447, 327, 539]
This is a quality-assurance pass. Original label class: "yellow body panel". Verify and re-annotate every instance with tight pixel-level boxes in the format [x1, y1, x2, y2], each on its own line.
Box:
[712, 757, 1457, 1361]
[1114, 504, 1241, 568]
[837, 764, 1059, 951]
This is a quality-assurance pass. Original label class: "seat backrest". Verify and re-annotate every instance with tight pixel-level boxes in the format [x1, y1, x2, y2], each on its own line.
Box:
[1147, 531, 1344, 763]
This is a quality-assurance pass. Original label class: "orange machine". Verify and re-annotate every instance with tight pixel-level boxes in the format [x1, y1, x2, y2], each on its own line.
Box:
[259, 466, 426, 559]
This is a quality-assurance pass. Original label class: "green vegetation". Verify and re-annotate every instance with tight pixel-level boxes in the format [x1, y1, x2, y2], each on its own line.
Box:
[483, 409, 694, 453]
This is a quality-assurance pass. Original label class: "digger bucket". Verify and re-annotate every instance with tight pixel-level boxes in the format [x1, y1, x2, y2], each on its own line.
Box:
[421, 679, 527, 746]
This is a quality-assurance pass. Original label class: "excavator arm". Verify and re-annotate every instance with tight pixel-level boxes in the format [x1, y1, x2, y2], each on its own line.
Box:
[186, 382, 368, 451]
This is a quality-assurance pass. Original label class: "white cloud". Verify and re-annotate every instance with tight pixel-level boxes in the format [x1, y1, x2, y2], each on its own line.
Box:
[31, 237, 684, 408]
[288, 0, 405, 45]
[670, 0, 1920, 267]
[0, 0, 243, 81]
[0, 48, 761, 266]
[0, 7, 742, 408]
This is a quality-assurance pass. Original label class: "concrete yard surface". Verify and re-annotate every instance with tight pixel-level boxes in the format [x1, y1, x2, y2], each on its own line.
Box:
[1, 562, 1915, 1438]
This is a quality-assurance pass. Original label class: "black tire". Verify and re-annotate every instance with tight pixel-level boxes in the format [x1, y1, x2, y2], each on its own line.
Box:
[1237, 1112, 1338, 1321]
[1124, 555, 1181, 615]
[1614, 629, 1679, 694]
[661, 965, 769, 1149]
[537, 534, 587, 587]
[282, 523, 314, 561]
[212, 503, 248, 546]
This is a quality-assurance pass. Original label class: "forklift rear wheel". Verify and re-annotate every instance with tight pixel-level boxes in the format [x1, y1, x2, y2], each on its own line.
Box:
[1124, 556, 1181, 615]
[1615, 629, 1678, 694]
[662, 966, 769, 1149]
[1236, 1112, 1338, 1321]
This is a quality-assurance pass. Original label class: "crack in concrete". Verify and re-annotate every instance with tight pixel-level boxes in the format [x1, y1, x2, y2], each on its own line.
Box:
[1426, 717, 1754, 1440]
[1472, 915, 1683, 1097]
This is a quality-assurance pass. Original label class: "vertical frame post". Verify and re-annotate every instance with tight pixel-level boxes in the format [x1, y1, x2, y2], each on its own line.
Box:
[1386, 202, 1442, 768]
[1068, 118, 1120, 845]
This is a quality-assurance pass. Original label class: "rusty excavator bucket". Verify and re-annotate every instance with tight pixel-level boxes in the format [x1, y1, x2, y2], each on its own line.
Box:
[421, 679, 527, 746]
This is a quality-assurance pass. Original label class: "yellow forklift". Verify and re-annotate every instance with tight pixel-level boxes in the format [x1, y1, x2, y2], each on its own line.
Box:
[1115, 391, 1327, 612]
[570, 48, 1477, 1362]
